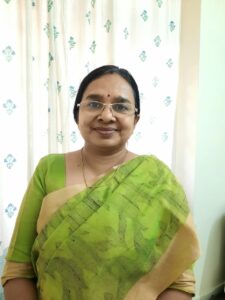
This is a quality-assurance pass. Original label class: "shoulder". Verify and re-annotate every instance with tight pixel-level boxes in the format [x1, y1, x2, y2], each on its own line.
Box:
[34, 153, 65, 180]
[141, 155, 183, 187]
[34, 153, 66, 192]
[38, 153, 65, 165]
[140, 154, 172, 173]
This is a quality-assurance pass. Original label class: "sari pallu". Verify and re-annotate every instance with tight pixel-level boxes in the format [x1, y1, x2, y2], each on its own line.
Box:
[31, 156, 199, 300]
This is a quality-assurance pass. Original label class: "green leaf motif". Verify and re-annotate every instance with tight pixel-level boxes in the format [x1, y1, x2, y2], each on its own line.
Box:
[53, 26, 59, 39]
[4, 0, 12, 3]
[2, 46, 15, 62]
[140, 10, 148, 22]
[89, 41, 96, 53]
[104, 19, 112, 33]
[68, 36, 76, 49]
[32, 0, 36, 6]
[85, 11, 91, 24]
[169, 21, 176, 32]
[48, 52, 54, 67]
[57, 81, 61, 93]
[48, 0, 53, 12]
[91, 0, 96, 8]
[44, 78, 49, 90]
[156, 0, 163, 8]
[139, 50, 147, 62]
[154, 35, 161, 47]
[43, 23, 50, 37]
[123, 27, 129, 40]
[57, 131, 64, 144]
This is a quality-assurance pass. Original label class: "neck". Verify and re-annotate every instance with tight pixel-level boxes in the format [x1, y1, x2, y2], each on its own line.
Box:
[81, 145, 128, 174]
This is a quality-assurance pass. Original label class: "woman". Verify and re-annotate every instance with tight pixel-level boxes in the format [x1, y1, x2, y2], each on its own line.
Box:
[2, 65, 199, 299]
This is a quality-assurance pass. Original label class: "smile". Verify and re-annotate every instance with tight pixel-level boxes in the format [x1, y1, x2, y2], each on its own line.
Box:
[94, 127, 117, 135]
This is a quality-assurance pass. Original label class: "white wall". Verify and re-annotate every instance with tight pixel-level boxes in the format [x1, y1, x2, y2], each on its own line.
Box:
[194, 1, 225, 299]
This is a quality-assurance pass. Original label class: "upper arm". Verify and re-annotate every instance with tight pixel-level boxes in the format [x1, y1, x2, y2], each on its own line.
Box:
[157, 289, 192, 300]
[6, 157, 49, 263]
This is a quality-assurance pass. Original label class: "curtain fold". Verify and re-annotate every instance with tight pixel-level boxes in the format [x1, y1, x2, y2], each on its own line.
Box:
[0, 1, 181, 297]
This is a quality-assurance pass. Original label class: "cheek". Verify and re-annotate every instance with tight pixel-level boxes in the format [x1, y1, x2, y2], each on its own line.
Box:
[120, 120, 136, 134]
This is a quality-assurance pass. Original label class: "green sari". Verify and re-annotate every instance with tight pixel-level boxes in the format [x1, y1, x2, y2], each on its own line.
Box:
[2, 154, 199, 299]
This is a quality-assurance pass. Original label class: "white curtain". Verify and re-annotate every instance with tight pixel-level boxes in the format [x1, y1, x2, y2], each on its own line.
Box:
[0, 0, 181, 296]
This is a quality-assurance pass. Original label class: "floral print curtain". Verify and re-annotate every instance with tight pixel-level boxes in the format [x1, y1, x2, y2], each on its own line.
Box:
[0, 0, 181, 297]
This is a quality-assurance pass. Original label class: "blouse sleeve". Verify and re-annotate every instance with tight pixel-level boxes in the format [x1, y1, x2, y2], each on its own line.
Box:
[169, 267, 196, 295]
[5, 156, 49, 264]
[1, 154, 66, 285]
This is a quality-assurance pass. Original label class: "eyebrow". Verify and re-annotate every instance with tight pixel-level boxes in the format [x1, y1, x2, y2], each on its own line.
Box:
[85, 94, 131, 103]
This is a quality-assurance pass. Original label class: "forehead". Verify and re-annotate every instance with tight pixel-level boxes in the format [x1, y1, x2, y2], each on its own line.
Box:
[82, 73, 135, 102]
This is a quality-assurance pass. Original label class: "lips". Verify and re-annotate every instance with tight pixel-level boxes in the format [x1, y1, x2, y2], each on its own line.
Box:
[94, 127, 118, 135]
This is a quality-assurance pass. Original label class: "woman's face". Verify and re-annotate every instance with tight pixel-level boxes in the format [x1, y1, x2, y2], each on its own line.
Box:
[77, 73, 139, 152]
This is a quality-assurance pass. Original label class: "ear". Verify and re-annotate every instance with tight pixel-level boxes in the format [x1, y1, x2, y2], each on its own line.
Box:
[134, 115, 140, 126]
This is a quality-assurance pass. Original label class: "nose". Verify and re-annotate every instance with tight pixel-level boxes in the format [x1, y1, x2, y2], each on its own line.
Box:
[97, 105, 116, 121]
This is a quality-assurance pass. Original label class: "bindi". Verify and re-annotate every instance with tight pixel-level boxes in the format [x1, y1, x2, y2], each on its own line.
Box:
[107, 94, 111, 97]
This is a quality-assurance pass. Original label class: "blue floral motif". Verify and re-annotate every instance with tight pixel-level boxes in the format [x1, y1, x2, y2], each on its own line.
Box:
[57, 81, 61, 93]
[48, 0, 53, 12]
[134, 132, 141, 141]
[68, 36, 76, 49]
[149, 116, 156, 125]
[156, 0, 163, 8]
[154, 35, 161, 47]
[85, 62, 90, 73]
[85, 11, 91, 24]
[4, 154, 16, 169]
[164, 96, 172, 106]
[48, 52, 54, 67]
[161, 132, 168, 142]
[2, 46, 15, 62]
[53, 26, 59, 39]
[70, 131, 77, 143]
[3, 99, 16, 114]
[104, 20, 112, 32]
[69, 86, 77, 98]
[57, 131, 64, 144]
[140, 10, 148, 22]
[0, 247, 8, 297]
[139, 51, 147, 62]
[5, 203, 17, 218]
[89, 41, 96, 53]
[169, 21, 176, 32]
[166, 58, 173, 68]
[152, 77, 159, 87]
[123, 27, 129, 40]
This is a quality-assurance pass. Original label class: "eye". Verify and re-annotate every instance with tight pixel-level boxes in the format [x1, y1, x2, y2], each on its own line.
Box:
[113, 103, 131, 113]
[87, 101, 103, 110]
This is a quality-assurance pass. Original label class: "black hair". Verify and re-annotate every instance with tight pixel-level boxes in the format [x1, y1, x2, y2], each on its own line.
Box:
[73, 65, 140, 123]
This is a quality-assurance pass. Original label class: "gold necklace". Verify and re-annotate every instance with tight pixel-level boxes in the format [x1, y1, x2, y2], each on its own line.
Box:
[80, 147, 128, 188]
